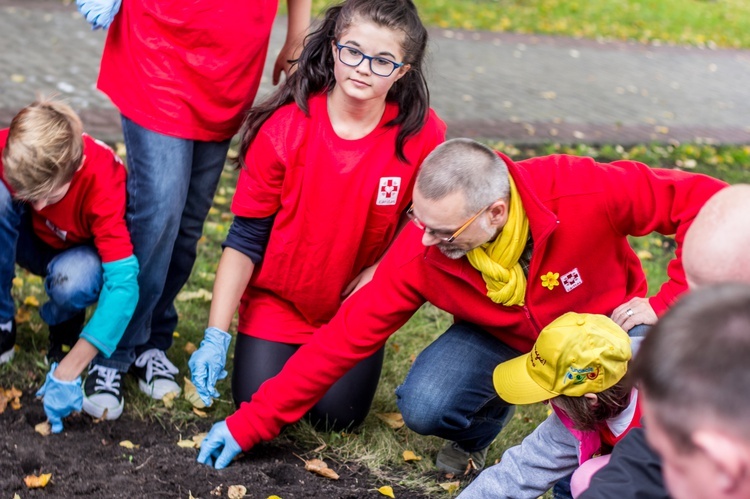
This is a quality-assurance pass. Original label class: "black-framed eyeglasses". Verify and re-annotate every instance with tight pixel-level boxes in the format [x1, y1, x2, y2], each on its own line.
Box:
[335, 43, 405, 77]
[406, 203, 489, 243]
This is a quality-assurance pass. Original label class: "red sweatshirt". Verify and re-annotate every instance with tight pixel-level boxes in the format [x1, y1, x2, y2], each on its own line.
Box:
[226, 152, 726, 449]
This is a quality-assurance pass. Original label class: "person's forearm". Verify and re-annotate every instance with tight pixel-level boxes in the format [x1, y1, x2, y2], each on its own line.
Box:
[285, 0, 312, 46]
[54, 338, 98, 381]
[208, 247, 256, 332]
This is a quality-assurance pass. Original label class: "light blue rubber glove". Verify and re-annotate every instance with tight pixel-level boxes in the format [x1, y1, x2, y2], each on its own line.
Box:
[197, 421, 242, 470]
[36, 363, 83, 434]
[188, 327, 232, 407]
[76, 0, 122, 30]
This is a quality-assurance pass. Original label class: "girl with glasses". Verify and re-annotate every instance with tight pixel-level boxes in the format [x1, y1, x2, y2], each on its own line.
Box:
[190, 0, 445, 465]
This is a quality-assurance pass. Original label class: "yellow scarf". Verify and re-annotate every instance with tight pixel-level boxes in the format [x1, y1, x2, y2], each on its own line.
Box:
[466, 176, 529, 306]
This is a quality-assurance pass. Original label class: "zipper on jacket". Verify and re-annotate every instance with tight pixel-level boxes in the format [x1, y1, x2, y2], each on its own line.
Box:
[523, 305, 542, 333]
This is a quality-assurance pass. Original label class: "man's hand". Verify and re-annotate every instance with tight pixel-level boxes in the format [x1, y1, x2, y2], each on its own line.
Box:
[36, 363, 83, 433]
[611, 297, 658, 332]
[76, 0, 122, 30]
[197, 421, 242, 469]
[188, 327, 232, 406]
[342, 264, 377, 300]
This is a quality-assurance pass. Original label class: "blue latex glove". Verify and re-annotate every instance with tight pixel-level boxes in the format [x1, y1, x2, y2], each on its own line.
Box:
[76, 0, 122, 30]
[188, 327, 232, 407]
[36, 363, 83, 434]
[197, 421, 242, 470]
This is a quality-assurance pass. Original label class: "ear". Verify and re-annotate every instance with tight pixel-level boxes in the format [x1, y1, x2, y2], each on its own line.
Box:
[393, 63, 411, 82]
[487, 198, 509, 228]
[583, 393, 600, 407]
[693, 430, 749, 494]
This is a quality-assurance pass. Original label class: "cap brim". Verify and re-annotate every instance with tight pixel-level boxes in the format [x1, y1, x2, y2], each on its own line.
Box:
[493, 355, 559, 405]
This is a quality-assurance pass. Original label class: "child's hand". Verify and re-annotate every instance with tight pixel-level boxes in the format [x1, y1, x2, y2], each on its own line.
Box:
[76, 0, 122, 30]
[188, 327, 232, 406]
[36, 363, 83, 433]
[197, 421, 242, 469]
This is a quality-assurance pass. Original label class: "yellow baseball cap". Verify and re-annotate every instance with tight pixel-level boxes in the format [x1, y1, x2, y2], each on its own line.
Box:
[493, 312, 632, 405]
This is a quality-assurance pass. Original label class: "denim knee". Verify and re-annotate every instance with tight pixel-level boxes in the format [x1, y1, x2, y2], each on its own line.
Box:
[43, 247, 102, 321]
[396, 375, 456, 436]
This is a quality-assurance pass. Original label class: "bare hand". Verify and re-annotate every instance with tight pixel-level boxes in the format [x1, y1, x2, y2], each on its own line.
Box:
[611, 297, 658, 331]
[273, 38, 304, 85]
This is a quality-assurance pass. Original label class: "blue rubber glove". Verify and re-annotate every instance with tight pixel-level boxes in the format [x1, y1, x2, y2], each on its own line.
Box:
[76, 0, 122, 30]
[197, 421, 242, 470]
[188, 327, 232, 407]
[36, 363, 83, 434]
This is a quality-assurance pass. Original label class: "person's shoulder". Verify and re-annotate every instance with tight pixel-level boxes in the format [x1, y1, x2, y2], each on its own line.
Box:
[79, 134, 125, 181]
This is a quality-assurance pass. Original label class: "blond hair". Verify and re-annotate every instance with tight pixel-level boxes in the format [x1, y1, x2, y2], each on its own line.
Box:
[3, 99, 84, 200]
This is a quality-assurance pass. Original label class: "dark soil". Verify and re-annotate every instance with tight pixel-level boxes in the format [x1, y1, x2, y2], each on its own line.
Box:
[0, 391, 432, 498]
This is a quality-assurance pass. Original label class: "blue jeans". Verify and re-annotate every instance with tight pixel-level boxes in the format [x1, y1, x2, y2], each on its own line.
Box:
[396, 323, 520, 452]
[0, 183, 102, 325]
[97, 116, 230, 372]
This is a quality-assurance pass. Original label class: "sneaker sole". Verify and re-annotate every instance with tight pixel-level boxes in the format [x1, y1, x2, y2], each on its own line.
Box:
[0, 349, 14, 364]
[82, 397, 124, 420]
[138, 379, 181, 400]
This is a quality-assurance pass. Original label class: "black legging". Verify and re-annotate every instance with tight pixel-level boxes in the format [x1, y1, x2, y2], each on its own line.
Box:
[232, 333, 384, 432]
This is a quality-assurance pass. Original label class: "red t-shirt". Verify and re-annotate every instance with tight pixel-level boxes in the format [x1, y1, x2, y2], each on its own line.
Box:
[231, 94, 446, 343]
[97, 0, 278, 142]
[0, 130, 133, 263]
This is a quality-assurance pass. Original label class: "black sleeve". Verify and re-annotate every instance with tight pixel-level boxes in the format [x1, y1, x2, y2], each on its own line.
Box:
[222, 214, 275, 264]
[579, 427, 671, 499]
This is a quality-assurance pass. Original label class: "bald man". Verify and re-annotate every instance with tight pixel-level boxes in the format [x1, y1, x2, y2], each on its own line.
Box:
[580, 184, 750, 499]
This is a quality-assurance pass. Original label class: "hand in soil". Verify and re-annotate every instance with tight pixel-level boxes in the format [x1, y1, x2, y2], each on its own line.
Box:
[36, 363, 83, 433]
[197, 420, 242, 469]
[188, 327, 232, 406]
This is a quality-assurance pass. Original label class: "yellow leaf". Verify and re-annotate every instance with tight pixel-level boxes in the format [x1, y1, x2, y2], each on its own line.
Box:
[378, 485, 395, 498]
[402, 450, 422, 462]
[227, 484, 247, 499]
[10, 397, 21, 410]
[24, 473, 52, 489]
[176, 289, 213, 302]
[24, 296, 40, 307]
[192, 432, 208, 448]
[15, 307, 31, 324]
[192, 407, 208, 418]
[35, 421, 51, 436]
[267, 496, 283, 499]
[213, 195, 228, 206]
[637, 250, 653, 260]
[162, 391, 177, 408]
[304, 458, 340, 480]
[439, 481, 460, 493]
[208, 207, 220, 216]
[12, 277, 23, 288]
[177, 439, 197, 448]
[119, 440, 139, 449]
[183, 341, 197, 354]
[11, 74, 27, 83]
[183, 377, 206, 408]
[115, 142, 127, 158]
[376, 412, 404, 429]
[172, 331, 180, 338]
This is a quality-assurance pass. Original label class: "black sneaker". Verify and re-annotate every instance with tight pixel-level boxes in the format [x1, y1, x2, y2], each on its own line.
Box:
[46, 310, 86, 365]
[0, 319, 16, 364]
[82, 364, 124, 420]
[131, 348, 181, 400]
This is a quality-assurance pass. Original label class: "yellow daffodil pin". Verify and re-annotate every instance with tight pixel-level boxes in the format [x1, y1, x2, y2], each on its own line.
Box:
[541, 272, 560, 290]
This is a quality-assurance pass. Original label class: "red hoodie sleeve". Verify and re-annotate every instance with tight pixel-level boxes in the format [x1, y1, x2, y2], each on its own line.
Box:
[225, 233, 428, 450]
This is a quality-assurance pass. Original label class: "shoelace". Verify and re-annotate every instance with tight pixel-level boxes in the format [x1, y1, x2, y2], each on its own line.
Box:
[134, 349, 178, 383]
[91, 365, 121, 395]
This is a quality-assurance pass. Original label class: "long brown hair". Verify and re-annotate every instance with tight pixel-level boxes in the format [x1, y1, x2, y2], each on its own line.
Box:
[552, 378, 632, 432]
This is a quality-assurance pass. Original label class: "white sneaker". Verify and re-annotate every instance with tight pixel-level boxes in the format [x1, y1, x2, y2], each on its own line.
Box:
[132, 349, 181, 400]
[82, 364, 124, 420]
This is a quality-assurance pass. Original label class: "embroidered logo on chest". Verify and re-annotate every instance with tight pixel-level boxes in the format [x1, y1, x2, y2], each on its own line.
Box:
[376, 177, 401, 206]
[45, 219, 68, 241]
[561, 268, 583, 292]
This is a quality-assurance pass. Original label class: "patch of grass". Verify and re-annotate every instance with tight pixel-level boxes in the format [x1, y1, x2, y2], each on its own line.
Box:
[302, 0, 750, 48]
[3, 140, 749, 496]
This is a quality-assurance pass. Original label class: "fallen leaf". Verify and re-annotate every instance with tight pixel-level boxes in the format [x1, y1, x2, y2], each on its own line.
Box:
[192, 407, 208, 418]
[378, 485, 395, 498]
[540, 91, 557, 100]
[35, 421, 51, 436]
[304, 458, 340, 480]
[24, 473, 52, 489]
[402, 450, 421, 462]
[0, 393, 7, 414]
[177, 439, 197, 448]
[11, 74, 26, 83]
[115, 142, 127, 158]
[92, 408, 109, 423]
[15, 307, 31, 324]
[119, 440, 140, 449]
[227, 484, 247, 498]
[173, 331, 180, 338]
[14, 494, 21, 499]
[376, 412, 404, 429]
[210, 484, 223, 496]
[192, 432, 208, 448]
[176, 289, 213, 302]
[184, 341, 198, 354]
[24, 296, 40, 307]
[213, 195, 228, 206]
[162, 391, 177, 408]
[637, 250, 653, 260]
[267, 496, 283, 499]
[12, 277, 23, 287]
[183, 377, 207, 408]
[439, 481, 460, 493]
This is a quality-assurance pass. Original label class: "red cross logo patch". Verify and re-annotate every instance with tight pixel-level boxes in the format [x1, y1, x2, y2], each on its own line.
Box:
[561, 268, 583, 292]
[377, 177, 401, 206]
